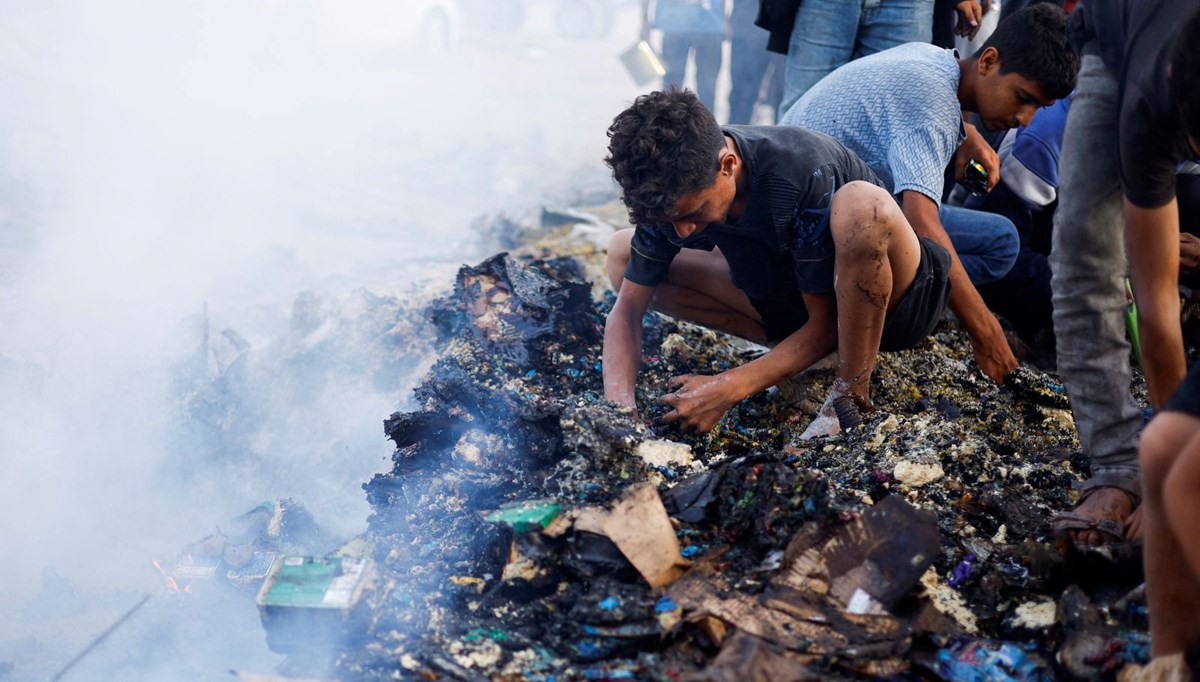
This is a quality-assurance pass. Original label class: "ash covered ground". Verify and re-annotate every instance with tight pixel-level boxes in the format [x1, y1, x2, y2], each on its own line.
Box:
[320, 205, 1165, 681]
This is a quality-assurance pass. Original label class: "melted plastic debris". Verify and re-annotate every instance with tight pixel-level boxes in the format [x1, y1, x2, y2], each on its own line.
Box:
[318, 213, 1153, 680]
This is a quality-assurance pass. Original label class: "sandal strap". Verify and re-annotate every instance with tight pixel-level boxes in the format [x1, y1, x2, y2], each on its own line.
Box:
[1073, 472, 1142, 506]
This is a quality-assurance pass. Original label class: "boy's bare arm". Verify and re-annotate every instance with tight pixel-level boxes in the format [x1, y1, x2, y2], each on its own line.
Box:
[659, 292, 838, 432]
[603, 280, 655, 410]
[900, 190, 1017, 383]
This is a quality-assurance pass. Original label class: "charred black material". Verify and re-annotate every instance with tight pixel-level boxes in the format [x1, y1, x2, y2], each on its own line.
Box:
[832, 394, 863, 430]
[336, 241, 1154, 680]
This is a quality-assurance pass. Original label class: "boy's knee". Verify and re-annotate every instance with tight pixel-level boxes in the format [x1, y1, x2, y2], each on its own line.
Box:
[831, 181, 889, 219]
[830, 182, 896, 255]
[606, 229, 635, 290]
[1139, 414, 1187, 494]
[992, 221, 1020, 271]
[1162, 459, 1198, 522]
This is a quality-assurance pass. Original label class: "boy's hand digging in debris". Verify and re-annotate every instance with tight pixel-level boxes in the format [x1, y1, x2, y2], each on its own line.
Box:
[658, 373, 740, 432]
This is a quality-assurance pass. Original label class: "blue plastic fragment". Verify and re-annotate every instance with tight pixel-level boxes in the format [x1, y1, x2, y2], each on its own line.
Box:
[575, 641, 599, 656]
[584, 669, 635, 680]
[998, 557, 1030, 585]
[680, 546, 703, 558]
[654, 596, 678, 613]
[1115, 631, 1151, 664]
[525, 369, 537, 378]
[948, 554, 976, 589]
[936, 639, 1049, 682]
[598, 596, 620, 610]
[582, 625, 599, 635]
[654, 465, 677, 479]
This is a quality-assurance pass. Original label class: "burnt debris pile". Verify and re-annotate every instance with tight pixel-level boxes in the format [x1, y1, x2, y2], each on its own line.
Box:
[335, 229, 1150, 681]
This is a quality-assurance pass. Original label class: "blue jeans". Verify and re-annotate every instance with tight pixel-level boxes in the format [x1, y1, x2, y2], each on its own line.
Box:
[728, 0, 784, 124]
[661, 32, 724, 112]
[939, 204, 1019, 286]
[781, 0, 934, 115]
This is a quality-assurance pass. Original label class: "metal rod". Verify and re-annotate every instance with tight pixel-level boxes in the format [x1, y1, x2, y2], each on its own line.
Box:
[50, 592, 152, 682]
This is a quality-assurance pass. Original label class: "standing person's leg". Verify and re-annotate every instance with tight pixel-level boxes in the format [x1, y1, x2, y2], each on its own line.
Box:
[727, 0, 769, 124]
[779, 0, 862, 116]
[729, 37, 771, 123]
[660, 31, 690, 91]
[727, 34, 762, 124]
[763, 53, 786, 118]
[690, 33, 724, 114]
[938, 204, 1020, 285]
[856, 0, 935, 58]
[931, 0, 958, 48]
[1049, 53, 1143, 547]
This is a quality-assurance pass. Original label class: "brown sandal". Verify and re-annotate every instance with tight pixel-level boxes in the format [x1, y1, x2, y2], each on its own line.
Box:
[1048, 472, 1142, 546]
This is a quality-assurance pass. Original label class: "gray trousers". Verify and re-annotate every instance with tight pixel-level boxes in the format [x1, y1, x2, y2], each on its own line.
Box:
[1050, 53, 1141, 476]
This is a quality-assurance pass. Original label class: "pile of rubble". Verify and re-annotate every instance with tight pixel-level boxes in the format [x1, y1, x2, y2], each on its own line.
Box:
[310, 211, 1154, 681]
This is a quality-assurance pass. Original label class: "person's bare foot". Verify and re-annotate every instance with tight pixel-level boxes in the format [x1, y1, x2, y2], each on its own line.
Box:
[1069, 486, 1137, 548]
[798, 408, 840, 440]
[795, 379, 873, 441]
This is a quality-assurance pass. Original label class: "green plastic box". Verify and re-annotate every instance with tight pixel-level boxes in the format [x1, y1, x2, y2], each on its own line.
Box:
[255, 555, 375, 654]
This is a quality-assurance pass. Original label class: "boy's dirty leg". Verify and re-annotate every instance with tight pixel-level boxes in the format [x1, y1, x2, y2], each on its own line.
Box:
[1139, 411, 1200, 660]
[800, 182, 922, 439]
[606, 229, 769, 344]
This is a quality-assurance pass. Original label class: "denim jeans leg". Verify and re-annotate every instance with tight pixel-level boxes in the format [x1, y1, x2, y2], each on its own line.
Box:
[781, 0, 861, 115]
[729, 35, 771, 124]
[1050, 53, 1140, 475]
[691, 34, 724, 113]
[729, 0, 770, 124]
[857, 0, 935, 58]
[764, 54, 785, 115]
[938, 204, 1020, 285]
[660, 32, 690, 91]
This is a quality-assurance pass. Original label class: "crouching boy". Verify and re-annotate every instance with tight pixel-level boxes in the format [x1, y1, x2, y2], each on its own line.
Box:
[602, 88, 952, 438]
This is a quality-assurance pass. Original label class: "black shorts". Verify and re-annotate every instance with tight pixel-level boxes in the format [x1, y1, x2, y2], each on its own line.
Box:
[1165, 361, 1200, 417]
[751, 236, 952, 351]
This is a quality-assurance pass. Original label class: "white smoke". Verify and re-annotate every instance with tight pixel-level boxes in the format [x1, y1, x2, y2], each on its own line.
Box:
[0, 0, 652, 678]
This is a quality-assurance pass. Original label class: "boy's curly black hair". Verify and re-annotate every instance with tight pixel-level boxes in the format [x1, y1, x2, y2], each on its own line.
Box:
[980, 3, 1079, 99]
[604, 87, 726, 227]
[1170, 4, 1200, 140]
